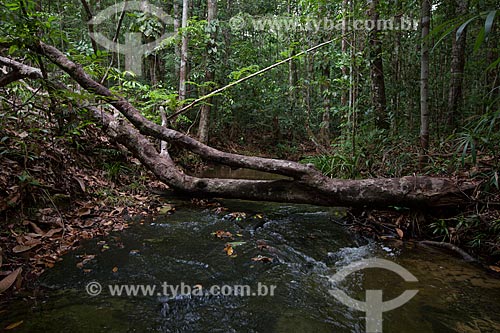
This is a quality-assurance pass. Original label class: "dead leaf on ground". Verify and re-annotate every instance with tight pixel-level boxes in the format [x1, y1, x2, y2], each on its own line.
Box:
[109, 207, 124, 216]
[83, 219, 96, 228]
[73, 176, 86, 192]
[78, 207, 92, 217]
[396, 228, 404, 239]
[29, 222, 45, 236]
[489, 265, 500, 273]
[0, 268, 22, 294]
[12, 243, 39, 253]
[43, 228, 63, 238]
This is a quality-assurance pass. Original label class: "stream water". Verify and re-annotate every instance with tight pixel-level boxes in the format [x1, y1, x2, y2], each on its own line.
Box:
[1, 198, 500, 332]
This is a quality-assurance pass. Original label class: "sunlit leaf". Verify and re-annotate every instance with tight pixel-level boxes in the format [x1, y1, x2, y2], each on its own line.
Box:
[5, 320, 23, 330]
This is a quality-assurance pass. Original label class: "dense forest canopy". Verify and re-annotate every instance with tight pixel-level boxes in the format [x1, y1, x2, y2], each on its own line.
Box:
[2, 0, 499, 174]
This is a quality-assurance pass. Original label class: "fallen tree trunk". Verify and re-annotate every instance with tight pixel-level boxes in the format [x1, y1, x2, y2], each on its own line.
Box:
[3, 44, 476, 208]
[88, 104, 476, 208]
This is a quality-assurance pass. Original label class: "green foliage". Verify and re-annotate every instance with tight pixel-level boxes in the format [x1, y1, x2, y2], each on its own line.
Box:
[103, 161, 131, 181]
[453, 108, 500, 189]
[301, 127, 418, 179]
[429, 219, 450, 241]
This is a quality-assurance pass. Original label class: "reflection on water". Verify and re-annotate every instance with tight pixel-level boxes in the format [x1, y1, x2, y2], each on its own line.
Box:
[1, 200, 499, 332]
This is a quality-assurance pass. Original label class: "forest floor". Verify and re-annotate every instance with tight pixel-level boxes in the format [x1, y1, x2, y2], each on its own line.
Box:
[1, 118, 499, 298]
[0, 117, 172, 295]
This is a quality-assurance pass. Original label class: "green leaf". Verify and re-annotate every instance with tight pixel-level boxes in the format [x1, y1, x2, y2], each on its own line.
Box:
[486, 56, 500, 71]
[8, 44, 18, 54]
[473, 27, 485, 53]
[431, 23, 458, 52]
[456, 16, 478, 41]
[484, 10, 497, 41]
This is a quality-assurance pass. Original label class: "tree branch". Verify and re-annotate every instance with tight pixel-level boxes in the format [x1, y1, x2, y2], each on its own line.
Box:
[11, 45, 477, 208]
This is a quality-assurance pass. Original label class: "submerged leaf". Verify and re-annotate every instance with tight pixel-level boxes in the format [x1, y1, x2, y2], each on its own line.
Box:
[158, 204, 175, 214]
[5, 320, 24, 330]
[226, 241, 246, 247]
[251, 255, 273, 263]
[213, 230, 233, 239]
[224, 244, 234, 256]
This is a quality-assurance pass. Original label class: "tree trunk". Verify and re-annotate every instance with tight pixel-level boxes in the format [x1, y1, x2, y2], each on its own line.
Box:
[448, 0, 468, 128]
[319, 65, 331, 147]
[79, 0, 99, 55]
[420, 0, 431, 167]
[173, 0, 181, 79]
[197, 0, 217, 144]
[391, 0, 402, 125]
[367, 0, 389, 130]
[178, 0, 189, 102]
[341, 0, 349, 108]
[28, 42, 475, 209]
